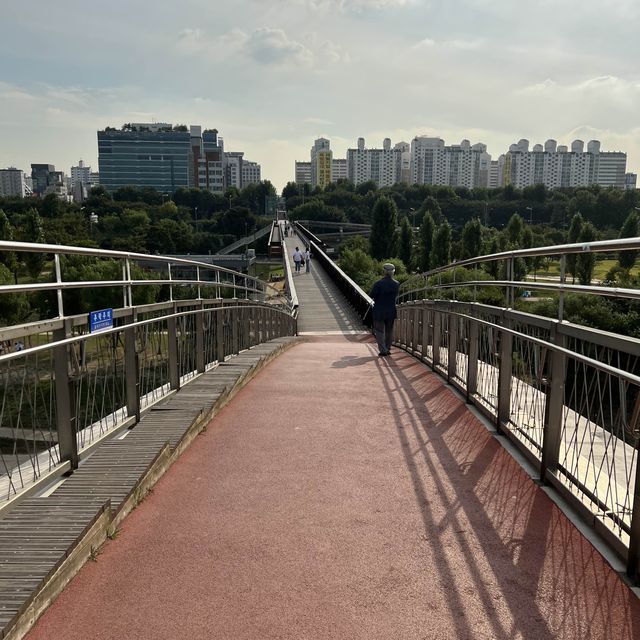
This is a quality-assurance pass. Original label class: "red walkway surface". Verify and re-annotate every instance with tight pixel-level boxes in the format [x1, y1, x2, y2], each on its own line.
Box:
[27, 337, 640, 640]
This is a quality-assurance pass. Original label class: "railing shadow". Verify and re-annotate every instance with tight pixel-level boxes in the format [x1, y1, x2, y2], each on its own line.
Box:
[369, 346, 640, 639]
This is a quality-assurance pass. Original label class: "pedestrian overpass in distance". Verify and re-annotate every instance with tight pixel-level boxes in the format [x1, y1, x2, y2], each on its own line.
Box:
[1, 232, 640, 639]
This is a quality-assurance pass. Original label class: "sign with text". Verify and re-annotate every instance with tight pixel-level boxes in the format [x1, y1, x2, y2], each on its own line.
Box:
[89, 308, 113, 333]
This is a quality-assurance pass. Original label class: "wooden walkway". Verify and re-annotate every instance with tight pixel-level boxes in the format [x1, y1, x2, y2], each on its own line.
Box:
[283, 235, 365, 335]
[0, 338, 297, 640]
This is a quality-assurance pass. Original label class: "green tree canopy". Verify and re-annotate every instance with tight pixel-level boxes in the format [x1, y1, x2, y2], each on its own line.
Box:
[369, 195, 398, 260]
[418, 212, 435, 272]
[398, 216, 413, 266]
[618, 210, 639, 270]
[461, 217, 483, 259]
[432, 220, 452, 268]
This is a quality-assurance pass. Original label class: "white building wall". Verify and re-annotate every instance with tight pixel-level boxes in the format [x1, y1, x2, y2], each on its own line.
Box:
[242, 161, 261, 186]
[0, 168, 26, 197]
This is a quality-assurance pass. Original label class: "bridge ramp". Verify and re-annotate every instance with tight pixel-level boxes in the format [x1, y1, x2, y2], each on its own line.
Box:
[284, 235, 365, 334]
[25, 338, 640, 640]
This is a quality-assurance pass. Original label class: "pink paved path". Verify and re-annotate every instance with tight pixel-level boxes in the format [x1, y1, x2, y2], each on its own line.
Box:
[27, 337, 640, 639]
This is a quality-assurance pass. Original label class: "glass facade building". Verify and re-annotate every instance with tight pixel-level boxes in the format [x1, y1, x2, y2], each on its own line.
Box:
[97, 128, 192, 194]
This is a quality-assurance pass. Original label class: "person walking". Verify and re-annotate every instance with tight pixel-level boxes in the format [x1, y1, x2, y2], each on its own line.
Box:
[305, 247, 311, 273]
[292, 246, 303, 274]
[370, 263, 399, 357]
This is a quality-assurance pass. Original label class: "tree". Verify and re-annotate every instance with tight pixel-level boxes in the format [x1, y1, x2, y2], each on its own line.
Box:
[419, 196, 442, 225]
[431, 220, 452, 268]
[566, 212, 584, 283]
[418, 212, 435, 271]
[22, 208, 46, 279]
[41, 193, 61, 218]
[0, 210, 18, 281]
[576, 222, 597, 285]
[618, 210, 639, 271]
[369, 196, 398, 260]
[398, 216, 412, 266]
[505, 213, 524, 247]
[461, 217, 482, 259]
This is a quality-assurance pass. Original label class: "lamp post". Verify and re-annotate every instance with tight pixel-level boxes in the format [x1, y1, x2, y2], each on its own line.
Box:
[409, 207, 416, 229]
[525, 206, 533, 225]
[194, 206, 198, 233]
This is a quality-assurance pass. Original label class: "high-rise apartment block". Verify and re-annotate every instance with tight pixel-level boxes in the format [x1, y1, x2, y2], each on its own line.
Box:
[310, 138, 332, 190]
[332, 158, 347, 182]
[497, 139, 627, 189]
[0, 168, 26, 197]
[346, 138, 411, 187]
[624, 173, 637, 190]
[295, 161, 311, 185]
[411, 137, 490, 188]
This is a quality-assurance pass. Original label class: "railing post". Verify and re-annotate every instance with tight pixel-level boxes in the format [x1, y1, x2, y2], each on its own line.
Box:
[540, 329, 567, 482]
[467, 318, 479, 402]
[216, 304, 225, 362]
[232, 305, 239, 354]
[447, 311, 458, 383]
[628, 449, 640, 583]
[53, 320, 78, 469]
[421, 306, 430, 362]
[497, 327, 513, 433]
[124, 309, 140, 424]
[432, 310, 442, 369]
[195, 302, 205, 374]
[54, 253, 64, 318]
[167, 308, 180, 391]
[558, 254, 566, 323]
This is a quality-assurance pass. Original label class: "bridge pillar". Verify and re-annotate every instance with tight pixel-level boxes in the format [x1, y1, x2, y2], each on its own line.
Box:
[53, 320, 78, 470]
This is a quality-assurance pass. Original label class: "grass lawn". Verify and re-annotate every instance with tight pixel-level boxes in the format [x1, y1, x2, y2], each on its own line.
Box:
[536, 258, 639, 280]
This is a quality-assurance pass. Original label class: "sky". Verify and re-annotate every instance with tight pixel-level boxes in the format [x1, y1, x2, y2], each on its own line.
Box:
[1, 0, 639, 192]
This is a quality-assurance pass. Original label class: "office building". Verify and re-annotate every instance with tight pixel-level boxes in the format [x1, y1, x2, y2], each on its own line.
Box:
[624, 173, 637, 190]
[97, 123, 224, 194]
[0, 168, 26, 198]
[224, 152, 243, 190]
[242, 161, 261, 187]
[30, 164, 68, 198]
[70, 160, 92, 189]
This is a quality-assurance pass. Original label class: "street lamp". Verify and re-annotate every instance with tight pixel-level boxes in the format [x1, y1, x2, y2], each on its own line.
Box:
[194, 206, 198, 233]
[525, 206, 533, 225]
[409, 207, 416, 228]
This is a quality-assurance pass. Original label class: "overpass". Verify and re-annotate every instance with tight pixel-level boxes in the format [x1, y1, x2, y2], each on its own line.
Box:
[0, 231, 640, 638]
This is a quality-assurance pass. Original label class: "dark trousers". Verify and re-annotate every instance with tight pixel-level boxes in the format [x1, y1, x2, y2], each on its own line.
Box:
[373, 317, 395, 354]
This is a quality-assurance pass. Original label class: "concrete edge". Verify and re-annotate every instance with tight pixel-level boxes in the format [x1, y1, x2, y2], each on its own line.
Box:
[5, 503, 112, 640]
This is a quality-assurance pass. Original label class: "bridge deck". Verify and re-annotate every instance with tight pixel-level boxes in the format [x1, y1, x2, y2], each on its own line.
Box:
[283, 234, 364, 334]
[25, 338, 640, 640]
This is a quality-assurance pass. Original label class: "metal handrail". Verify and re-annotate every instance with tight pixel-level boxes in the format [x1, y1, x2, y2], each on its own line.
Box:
[295, 222, 373, 323]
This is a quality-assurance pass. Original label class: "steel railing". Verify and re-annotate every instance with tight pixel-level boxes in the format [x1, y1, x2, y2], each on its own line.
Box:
[295, 222, 373, 325]
[394, 237, 640, 583]
[0, 241, 297, 507]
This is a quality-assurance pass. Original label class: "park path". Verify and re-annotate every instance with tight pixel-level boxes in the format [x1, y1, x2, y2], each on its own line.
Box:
[26, 337, 640, 640]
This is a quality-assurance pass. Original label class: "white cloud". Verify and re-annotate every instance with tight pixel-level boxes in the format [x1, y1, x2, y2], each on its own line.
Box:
[287, 0, 415, 10]
[245, 27, 314, 66]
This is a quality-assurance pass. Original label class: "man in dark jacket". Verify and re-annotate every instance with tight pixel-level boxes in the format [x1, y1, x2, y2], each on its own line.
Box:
[370, 263, 400, 357]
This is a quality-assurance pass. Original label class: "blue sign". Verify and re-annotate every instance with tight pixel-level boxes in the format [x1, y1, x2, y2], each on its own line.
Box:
[89, 308, 113, 333]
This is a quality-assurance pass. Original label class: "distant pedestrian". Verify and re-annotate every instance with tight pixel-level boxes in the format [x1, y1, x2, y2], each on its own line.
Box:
[293, 246, 303, 273]
[370, 263, 399, 357]
[305, 247, 311, 273]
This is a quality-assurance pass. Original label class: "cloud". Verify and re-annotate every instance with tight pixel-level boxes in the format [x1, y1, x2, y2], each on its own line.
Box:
[285, 0, 415, 10]
[414, 37, 484, 50]
[304, 117, 334, 125]
[175, 27, 248, 58]
[245, 28, 314, 66]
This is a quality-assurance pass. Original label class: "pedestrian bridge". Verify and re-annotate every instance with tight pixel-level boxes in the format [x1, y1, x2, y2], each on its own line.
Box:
[1, 227, 640, 639]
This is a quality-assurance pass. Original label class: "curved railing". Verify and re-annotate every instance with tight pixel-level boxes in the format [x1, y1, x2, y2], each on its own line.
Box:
[0, 241, 297, 507]
[295, 222, 373, 325]
[395, 237, 640, 582]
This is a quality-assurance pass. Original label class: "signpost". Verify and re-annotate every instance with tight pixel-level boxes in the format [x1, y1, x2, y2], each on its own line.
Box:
[89, 308, 113, 333]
